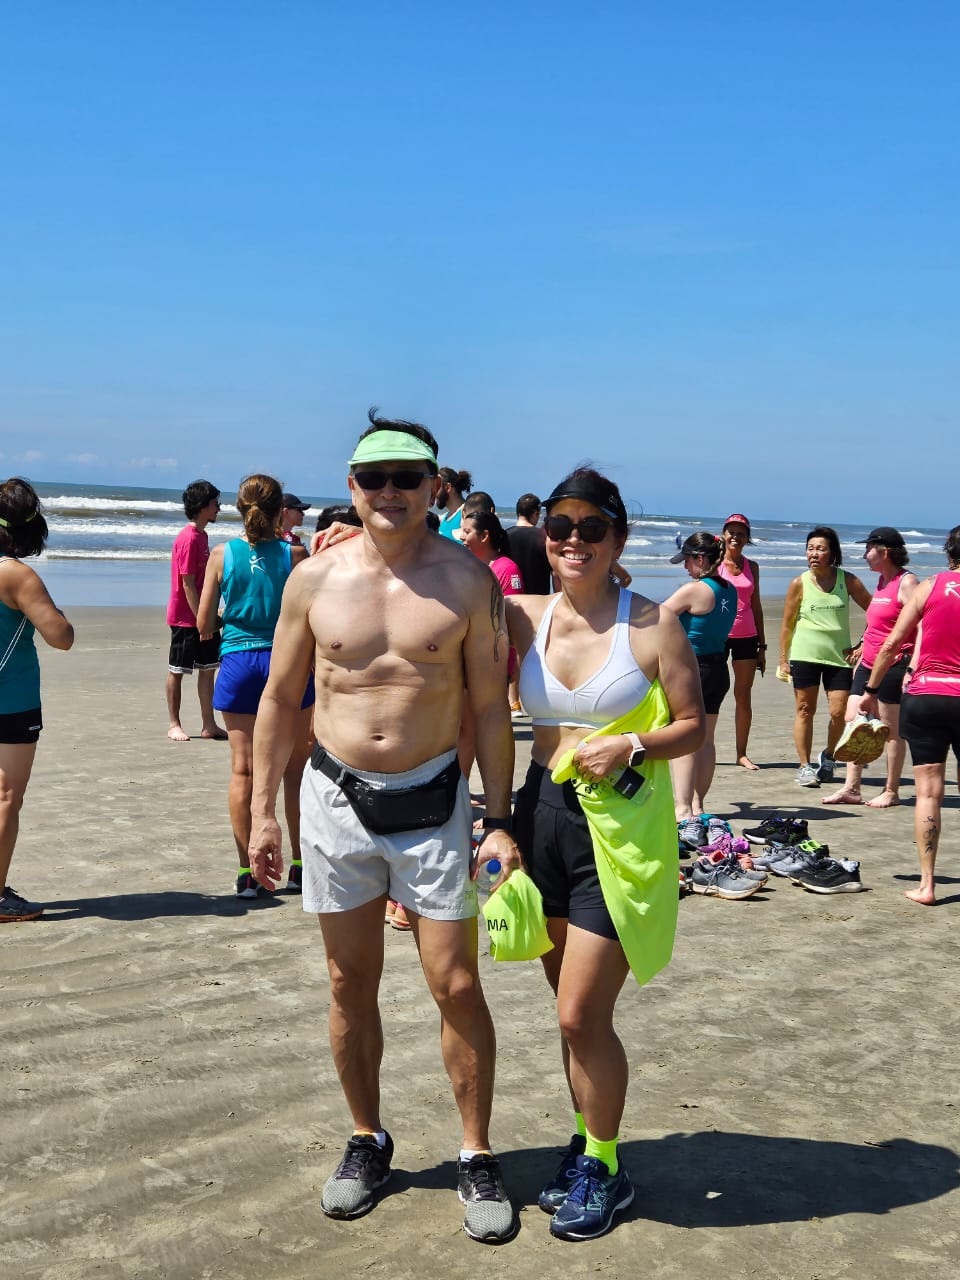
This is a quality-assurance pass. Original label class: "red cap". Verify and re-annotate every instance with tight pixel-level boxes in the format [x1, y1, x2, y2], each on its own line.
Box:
[723, 513, 751, 533]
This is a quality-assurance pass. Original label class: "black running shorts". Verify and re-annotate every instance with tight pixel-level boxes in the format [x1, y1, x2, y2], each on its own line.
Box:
[512, 761, 618, 940]
[900, 693, 960, 767]
[851, 657, 909, 705]
[789, 660, 853, 694]
[697, 652, 731, 715]
[0, 706, 42, 744]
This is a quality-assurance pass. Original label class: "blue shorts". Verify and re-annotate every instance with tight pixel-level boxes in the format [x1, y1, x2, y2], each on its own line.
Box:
[213, 648, 315, 716]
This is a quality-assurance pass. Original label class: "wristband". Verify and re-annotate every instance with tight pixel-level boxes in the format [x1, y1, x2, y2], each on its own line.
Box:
[482, 818, 512, 832]
[758, 644, 767, 650]
[863, 684, 880, 695]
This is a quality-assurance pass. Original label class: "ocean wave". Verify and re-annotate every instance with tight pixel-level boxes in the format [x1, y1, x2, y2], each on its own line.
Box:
[43, 549, 168, 562]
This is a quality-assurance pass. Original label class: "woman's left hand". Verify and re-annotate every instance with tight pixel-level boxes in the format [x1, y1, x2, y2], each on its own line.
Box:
[573, 734, 630, 781]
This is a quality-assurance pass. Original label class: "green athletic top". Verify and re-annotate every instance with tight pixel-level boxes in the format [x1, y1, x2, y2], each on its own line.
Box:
[789, 570, 851, 667]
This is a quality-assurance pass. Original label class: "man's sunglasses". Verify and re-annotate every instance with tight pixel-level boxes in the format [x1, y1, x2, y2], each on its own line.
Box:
[544, 514, 612, 543]
[352, 469, 432, 491]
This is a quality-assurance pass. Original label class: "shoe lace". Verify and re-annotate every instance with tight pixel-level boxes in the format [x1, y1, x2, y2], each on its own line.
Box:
[462, 1155, 503, 1201]
[338, 1138, 380, 1181]
[4, 885, 25, 903]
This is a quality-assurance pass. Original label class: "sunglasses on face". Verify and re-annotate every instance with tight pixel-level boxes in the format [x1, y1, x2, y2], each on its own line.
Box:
[352, 469, 431, 491]
[544, 514, 612, 543]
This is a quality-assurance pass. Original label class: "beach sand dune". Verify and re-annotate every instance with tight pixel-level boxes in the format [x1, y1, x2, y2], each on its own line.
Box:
[4, 607, 959, 1279]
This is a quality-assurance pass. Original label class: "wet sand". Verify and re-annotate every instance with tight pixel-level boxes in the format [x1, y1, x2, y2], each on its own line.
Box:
[4, 606, 959, 1279]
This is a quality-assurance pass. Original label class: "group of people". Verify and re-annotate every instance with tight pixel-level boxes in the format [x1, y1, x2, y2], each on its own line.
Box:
[4, 420, 960, 1247]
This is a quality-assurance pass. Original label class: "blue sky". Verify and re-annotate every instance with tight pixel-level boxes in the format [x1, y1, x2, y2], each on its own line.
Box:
[1, 2, 957, 524]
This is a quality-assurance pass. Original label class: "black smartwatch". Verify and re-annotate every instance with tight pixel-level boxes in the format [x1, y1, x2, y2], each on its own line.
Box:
[863, 684, 880, 695]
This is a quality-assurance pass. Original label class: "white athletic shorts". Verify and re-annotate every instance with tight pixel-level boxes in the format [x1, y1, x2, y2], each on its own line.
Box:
[300, 747, 478, 920]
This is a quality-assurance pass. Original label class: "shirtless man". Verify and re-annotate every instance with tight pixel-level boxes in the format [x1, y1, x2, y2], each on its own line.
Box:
[248, 413, 521, 1243]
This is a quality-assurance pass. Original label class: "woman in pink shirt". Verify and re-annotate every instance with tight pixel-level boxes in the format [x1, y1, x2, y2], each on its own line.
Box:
[823, 527, 917, 807]
[861, 525, 960, 905]
[717, 514, 766, 769]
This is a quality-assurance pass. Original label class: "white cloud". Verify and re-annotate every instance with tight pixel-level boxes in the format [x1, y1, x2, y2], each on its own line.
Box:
[68, 453, 99, 465]
[19, 450, 45, 463]
[125, 457, 179, 471]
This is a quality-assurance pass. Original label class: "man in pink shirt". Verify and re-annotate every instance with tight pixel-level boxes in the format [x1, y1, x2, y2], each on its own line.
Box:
[166, 479, 227, 742]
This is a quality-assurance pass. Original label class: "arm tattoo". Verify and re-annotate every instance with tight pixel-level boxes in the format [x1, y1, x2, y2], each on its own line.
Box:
[489, 580, 507, 662]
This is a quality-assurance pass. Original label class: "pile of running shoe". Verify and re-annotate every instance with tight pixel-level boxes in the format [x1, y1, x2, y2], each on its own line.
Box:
[678, 813, 865, 898]
[677, 815, 768, 900]
[741, 815, 864, 894]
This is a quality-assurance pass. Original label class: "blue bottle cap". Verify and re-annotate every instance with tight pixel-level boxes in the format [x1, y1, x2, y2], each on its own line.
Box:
[486, 859, 501, 876]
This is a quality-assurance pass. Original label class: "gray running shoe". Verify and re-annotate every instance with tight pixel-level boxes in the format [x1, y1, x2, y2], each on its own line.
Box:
[771, 847, 827, 879]
[689, 861, 761, 900]
[539, 1134, 587, 1213]
[0, 886, 44, 922]
[457, 1153, 518, 1243]
[796, 764, 820, 788]
[321, 1132, 393, 1218]
[678, 816, 707, 850]
[816, 750, 836, 783]
[750, 843, 796, 871]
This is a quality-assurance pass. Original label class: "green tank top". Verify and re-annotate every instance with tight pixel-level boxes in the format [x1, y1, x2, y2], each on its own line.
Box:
[790, 571, 851, 666]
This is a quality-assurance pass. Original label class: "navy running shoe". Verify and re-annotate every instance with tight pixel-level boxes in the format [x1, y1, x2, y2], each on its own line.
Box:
[538, 1133, 587, 1213]
[549, 1154, 634, 1241]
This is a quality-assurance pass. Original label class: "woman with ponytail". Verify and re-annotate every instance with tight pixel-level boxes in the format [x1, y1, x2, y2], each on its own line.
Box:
[199, 475, 313, 897]
[663, 533, 737, 845]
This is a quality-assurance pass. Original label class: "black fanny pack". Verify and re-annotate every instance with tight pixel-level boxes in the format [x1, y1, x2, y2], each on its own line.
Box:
[311, 744, 462, 836]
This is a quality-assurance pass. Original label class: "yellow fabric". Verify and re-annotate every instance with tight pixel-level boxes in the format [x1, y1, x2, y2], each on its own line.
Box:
[551, 680, 678, 986]
[482, 869, 554, 961]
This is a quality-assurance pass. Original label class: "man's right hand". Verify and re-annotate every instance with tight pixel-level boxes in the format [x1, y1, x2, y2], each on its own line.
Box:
[248, 816, 284, 891]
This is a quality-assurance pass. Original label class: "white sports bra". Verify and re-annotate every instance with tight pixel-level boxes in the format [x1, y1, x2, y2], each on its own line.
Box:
[517, 588, 652, 729]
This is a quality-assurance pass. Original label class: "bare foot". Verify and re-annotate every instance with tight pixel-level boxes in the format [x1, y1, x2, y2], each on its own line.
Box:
[905, 886, 936, 906]
[821, 788, 863, 805]
[737, 755, 760, 771]
[201, 727, 228, 740]
[167, 726, 190, 742]
[865, 790, 900, 808]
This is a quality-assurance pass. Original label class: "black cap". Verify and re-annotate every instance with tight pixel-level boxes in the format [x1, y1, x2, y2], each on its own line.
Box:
[282, 493, 311, 512]
[857, 526, 905, 548]
[670, 535, 707, 564]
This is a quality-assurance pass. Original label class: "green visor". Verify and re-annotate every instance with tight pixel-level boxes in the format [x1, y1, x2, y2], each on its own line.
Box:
[349, 429, 438, 468]
[481, 870, 554, 962]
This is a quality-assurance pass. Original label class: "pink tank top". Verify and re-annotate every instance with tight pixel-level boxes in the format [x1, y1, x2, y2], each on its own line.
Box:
[905, 572, 960, 697]
[717, 558, 757, 639]
[861, 571, 915, 667]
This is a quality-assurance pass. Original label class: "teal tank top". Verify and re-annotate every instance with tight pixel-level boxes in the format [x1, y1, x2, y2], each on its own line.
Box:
[0, 594, 40, 713]
[680, 576, 737, 656]
[220, 539, 293, 654]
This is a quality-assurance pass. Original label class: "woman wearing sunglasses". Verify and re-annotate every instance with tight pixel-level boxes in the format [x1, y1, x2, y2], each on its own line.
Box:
[662, 532, 738, 847]
[504, 468, 704, 1240]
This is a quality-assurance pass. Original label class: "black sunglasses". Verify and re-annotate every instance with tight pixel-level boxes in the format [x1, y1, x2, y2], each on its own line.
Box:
[544, 514, 612, 543]
[352, 469, 431, 491]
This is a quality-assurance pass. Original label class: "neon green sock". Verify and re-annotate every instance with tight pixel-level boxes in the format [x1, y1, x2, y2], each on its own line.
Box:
[291, 859, 302, 867]
[574, 1112, 587, 1139]
[584, 1132, 619, 1175]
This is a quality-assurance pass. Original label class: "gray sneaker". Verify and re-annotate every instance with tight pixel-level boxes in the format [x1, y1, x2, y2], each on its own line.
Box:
[0, 886, 44, 922]
[795, 764, 820, 788]
[457, 1153, 518, 1243]
[321, 1131, 393, 1218]
[689, 861, 761, 900]
[770, 847, 825, 879]
[678, 816, 707, 850]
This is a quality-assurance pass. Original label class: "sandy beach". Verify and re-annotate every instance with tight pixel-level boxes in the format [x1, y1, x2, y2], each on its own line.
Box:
[4, 604, 959, 1280]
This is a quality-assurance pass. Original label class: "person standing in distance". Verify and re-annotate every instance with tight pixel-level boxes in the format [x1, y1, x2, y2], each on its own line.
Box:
[165, 480, 226, 742]
[248, 411, 521, 1243]
[435, 466, 472, 540]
